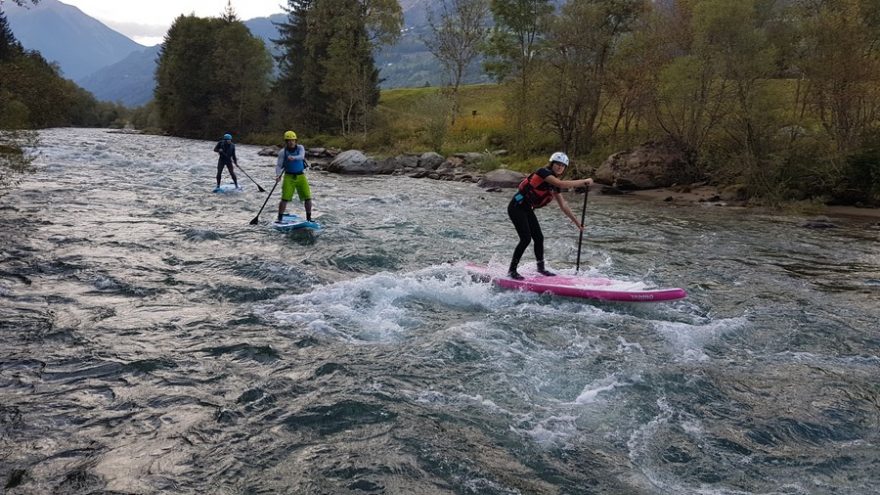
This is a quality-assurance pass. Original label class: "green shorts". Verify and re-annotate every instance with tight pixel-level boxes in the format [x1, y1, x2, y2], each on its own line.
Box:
[281, 173, 311, 201]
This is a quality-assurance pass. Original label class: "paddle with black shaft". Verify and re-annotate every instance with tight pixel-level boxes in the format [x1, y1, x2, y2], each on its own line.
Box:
[236, 162, 266, 192]
[575, 185, 590, 273]
[250, 173, 282, 225]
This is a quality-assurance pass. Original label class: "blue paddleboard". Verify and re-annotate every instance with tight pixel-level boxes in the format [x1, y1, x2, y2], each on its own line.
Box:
[272, 213, 321, 232]
[213, 184, 243, 193]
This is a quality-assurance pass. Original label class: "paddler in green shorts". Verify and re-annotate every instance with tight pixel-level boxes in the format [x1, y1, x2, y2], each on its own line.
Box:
[275, 130, 312, 223]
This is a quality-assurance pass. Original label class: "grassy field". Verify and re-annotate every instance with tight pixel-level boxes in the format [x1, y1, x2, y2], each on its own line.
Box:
[376, 84, 508, 152]
[248, 83, 623, 173]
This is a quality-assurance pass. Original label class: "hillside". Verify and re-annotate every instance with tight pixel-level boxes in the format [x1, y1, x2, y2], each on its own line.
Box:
[4, 0, 145, 80]
[5, 0, 489, 106]
[77, 45, 161, 107]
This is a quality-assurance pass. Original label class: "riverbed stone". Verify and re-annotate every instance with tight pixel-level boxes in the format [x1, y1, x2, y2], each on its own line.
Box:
[595, 140, 696, 190]
[419, 152, 445, 170]
[327, 150, 385, 174]
[478, 169, 525, 189]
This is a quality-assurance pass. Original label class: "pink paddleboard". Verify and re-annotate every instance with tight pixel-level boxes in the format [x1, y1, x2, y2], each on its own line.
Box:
[466, 263, 687, 303]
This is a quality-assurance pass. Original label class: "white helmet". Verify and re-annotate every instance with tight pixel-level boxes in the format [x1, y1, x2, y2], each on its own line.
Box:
[549, 151, 569, 166]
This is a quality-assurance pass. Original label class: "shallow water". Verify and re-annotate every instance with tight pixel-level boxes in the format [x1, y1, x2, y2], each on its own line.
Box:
[1, 128, 879, 494]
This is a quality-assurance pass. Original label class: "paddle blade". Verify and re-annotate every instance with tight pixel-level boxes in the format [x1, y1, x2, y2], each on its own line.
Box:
[258, 186, 266, 192]
[249, 217, 259, 225]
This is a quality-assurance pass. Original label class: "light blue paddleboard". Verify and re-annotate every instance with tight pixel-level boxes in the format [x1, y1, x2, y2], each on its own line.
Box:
[272, 213, 321, 232]
[213, 183, 243, 193]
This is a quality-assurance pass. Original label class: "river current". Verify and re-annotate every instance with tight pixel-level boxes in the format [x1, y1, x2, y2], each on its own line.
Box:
[1, 128, 879, 494]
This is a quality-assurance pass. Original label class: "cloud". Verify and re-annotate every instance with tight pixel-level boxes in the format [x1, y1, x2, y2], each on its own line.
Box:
[102, 20, 169, 39]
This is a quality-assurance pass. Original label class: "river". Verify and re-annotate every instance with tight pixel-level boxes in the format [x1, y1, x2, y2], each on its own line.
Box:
[1, 128, 879, 494]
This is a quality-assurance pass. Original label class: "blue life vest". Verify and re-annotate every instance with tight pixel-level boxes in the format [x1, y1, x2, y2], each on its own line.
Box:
[283, 145, 305, 174]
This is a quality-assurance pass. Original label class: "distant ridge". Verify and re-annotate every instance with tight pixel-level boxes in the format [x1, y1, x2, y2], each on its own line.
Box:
[4, 0, 145, 80]
[77, 45, 161, 107]
[5, 0, 490, 106]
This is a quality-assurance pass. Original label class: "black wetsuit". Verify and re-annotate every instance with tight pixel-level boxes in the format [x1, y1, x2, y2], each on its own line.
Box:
[508, 167, 559, 275]
[214, 140, 239, 186]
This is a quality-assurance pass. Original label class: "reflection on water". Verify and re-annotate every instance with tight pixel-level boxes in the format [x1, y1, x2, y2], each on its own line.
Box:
[1, 128, 878, 494]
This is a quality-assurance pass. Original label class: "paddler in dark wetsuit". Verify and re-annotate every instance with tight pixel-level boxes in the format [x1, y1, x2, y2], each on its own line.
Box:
[507, 152, 593, 280]
[213, 133, 240, 190]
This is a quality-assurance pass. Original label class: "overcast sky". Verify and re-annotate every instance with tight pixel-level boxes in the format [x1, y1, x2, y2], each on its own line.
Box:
[62, 0, 286, 46]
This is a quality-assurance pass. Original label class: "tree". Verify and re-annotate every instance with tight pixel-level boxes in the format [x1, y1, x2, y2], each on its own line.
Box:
[275, 0, 400, 135]
[423, 0, 490, 125]
[210, 22, 272, 134]
[537, 0, 646, 154]
[484, 0, 554, 157]
[648, 0, 730, 157]
[315, 0, 381, 135]
[361, 0, 404, 47]
[155, 15, 271, 138]
[274, 0, 334, 132]
[0, 10, 23, 61]
[220, 0, 238, 22]
[690, 0, 781, 194]
[155, 16, 217, 136]
[794, 0, 880, 156]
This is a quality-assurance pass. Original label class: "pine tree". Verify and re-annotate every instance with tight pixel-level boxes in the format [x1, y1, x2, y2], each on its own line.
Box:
[0, 10, 23, 61]
[221, 0, 239, 23]
[274, 0, 399, 134]
[155, 16, 217, 136]
[320, 0, 379, 134]
[274, 0, 332, 131]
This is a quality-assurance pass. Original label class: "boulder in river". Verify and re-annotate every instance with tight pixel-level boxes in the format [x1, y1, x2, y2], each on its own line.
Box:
[595, 140, 697, 190]
[478, 169, 525, 189]
[327, 150, 383, 174]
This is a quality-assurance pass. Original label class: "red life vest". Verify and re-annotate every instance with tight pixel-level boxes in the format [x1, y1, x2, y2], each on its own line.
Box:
[515, 171, 558, 208]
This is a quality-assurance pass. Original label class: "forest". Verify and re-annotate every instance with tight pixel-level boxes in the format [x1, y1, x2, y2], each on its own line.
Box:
[3, 0, 880, 205]
[138, 0, 880, 205]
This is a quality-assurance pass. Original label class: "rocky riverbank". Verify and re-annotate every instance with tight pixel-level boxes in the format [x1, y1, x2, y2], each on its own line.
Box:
[258, 145, 880, 223]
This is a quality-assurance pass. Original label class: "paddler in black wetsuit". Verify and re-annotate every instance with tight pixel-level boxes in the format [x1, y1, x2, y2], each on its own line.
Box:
[507, 152, 593, 280]
[213, 133, 239, 191]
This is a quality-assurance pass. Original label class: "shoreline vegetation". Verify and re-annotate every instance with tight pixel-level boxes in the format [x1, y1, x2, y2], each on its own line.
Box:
[4, 1, 880, 213]
[609, 185, 880, 223]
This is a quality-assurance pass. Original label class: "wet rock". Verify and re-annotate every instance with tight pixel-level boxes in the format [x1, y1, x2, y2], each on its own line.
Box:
[393, 153, 420, 170]
[418, 152, 445, 170]
[328, 150, 381, 174]
[720, 184, 748, 202]
[477, 168, 525, 189]
[595, 140, 697, 190]
[600, 185, 625, 195]
[802, 218, 838, 229]
[452, 151, 484, 165]
[802, 216, 837, 228]
[258, 145, 280, 157]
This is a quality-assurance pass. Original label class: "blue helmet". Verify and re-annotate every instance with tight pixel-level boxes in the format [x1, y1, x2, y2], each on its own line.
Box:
[223, 133, 232, 140]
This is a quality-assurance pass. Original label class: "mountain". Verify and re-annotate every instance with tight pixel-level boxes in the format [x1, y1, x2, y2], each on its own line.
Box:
[243, 13, 286, 56]
[5, 0, 474, 106]
[77, 15, 288, 107]
[399, 0, 431, 26]
[4, 0, 145, 81]
[77, 45, 161, 107]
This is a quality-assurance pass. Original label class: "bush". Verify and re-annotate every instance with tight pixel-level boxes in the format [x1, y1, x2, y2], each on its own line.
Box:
[840, 139, 880, 206]
[0, 130, 38, 196]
